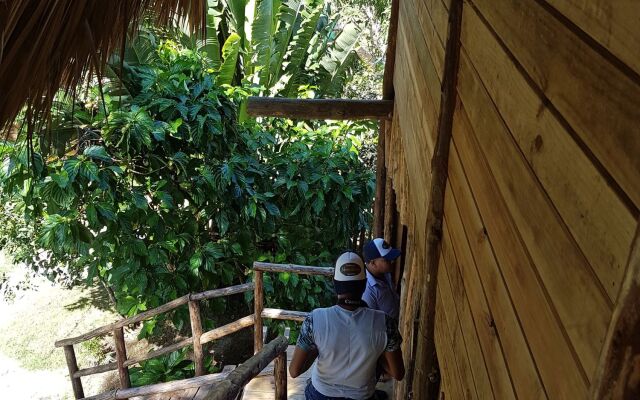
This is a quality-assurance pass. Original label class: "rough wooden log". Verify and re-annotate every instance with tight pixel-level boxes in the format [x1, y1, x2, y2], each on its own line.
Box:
[73, 362, 117, 378]
[124, 338, 193, 368]
[591, 221, 640, 399]
[189, 300, 205, 376]
[262, 308, 309, 322]
[190, 283, 254, 301]
[274, 351, 287, 400]
[254, 270, 264, 354]
[114, 327, 131, 390]
[200, 315, 255, 344]
[63, 345, 85, 399]
[414, 0, 464, 399]
[55, 294, 190, 347]
[246, 97, 394, 120]
[204, 336, 289, 400]
[57, 284, 253, 348]
[253, 262, 334, 276]
[382, 0, 400, 100]
[374, 119, 387, 237]
[81, 370, 233, 400]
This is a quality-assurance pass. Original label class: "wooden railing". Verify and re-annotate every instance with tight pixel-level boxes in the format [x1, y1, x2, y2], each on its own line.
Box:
[55, 283, 255, 399]
[252, 262, 333, 353]
[56, 262, 334, 400]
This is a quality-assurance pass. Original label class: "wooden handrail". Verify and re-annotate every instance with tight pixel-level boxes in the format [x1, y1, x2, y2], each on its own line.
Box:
[56, 283, 254, 347]
[79, 336, 289, 400]
[253, 262, 334, 276]
[205, 336, 289, 400]
[246, 97, 394, 120]
[262, 308, 309, 322]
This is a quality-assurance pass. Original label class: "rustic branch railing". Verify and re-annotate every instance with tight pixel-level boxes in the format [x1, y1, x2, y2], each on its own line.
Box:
[57, 262, 332, 399]
[252, 262, 333, 352]
[56, 282, 255, 399]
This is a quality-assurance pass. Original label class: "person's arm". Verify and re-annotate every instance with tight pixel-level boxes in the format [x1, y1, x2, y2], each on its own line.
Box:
[289, 346, 319, 378]
[380, 349, 405, 380]
[289, 313, 318, 378]
[381, 314, 405, 380]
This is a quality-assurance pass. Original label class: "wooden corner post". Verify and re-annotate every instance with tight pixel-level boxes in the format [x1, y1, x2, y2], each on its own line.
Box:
[413, 0, 464, 399]
[275, 351, 287, 400]
[591, 221, 640, 399]
[254, 267, 264, 353]
[114, 327, 132, 390]
[189, 299, 205, 376]
[63, 345, 85, 399]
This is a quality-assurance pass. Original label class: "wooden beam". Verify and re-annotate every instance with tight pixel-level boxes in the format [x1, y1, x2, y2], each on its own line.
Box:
[414, 0, 464, 399]
[254, 270, 264, 354]
[190, 282, 254, 301]
[253, 262, 334, 276]
[63, 345, 85, 399]
[591, 221, 640, 399]
[114, 327, 131, 390]
[206, 336, 289, 400]
[275, 351, 287, 400]
[200, 315, 255, 344]
[262, 307, 309, 322]
[374, 120, 387, 237]
[382, 0, 400, 100]
[246, 97, 393, 120]
[189, 300, 205, 377]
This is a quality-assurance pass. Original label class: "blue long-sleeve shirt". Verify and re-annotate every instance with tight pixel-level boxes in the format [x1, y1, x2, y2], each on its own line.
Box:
[361, 270, 400, 320]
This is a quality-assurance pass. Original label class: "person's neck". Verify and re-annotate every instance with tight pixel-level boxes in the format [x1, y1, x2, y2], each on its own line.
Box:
[366, 266, 385, 279]
[338, 303, 359, 311]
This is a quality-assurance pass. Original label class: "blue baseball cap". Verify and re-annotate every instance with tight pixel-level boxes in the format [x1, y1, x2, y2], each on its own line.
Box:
[363, 238, 401, 263]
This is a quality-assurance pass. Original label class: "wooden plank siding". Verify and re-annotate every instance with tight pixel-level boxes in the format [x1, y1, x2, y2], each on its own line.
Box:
[389, 0, 639, 398]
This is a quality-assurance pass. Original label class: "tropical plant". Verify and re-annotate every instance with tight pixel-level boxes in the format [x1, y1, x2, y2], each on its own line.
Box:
[130, 348, 220, 386]
[0, 40, 373, 335]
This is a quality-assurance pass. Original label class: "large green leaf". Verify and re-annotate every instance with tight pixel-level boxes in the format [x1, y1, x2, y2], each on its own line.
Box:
[216, 33, 242, 85]
[251, 0, 279, 87]
[317, 23, 360, 96]
[281, 0, 323, 97]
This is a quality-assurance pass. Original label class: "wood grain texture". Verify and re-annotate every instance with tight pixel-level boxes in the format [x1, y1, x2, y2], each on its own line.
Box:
[470, 0, 640, 210]
[457, 48, 611, 378]
[544, 0, 640, 77]
[452, 103, 588, 398]
[447, 144, 547, 400]
[200, 315, 255, 344]
[443, 190, 516, 399]
[253, 262, 333, 276]
[460, 5, 636, 301]
[439, 219, 495, 399]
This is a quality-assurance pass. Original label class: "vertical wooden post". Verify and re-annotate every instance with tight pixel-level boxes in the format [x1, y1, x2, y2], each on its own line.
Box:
[374, 119, 387, 237]
[274, 351, 287, 400]
[114, 327, 131, 389]
[591, 221, 640, 399]
[63, 345, 84, 399]
[414, 0, 464, 399]
[254, 268, 264, 353]
[189, 299, 205, 376]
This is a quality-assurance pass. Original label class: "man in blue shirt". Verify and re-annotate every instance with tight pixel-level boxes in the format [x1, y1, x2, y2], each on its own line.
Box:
[362, 238, 401, 320]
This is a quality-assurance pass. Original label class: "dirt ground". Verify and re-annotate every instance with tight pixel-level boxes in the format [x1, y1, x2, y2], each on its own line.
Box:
[0, 253, 125, 399]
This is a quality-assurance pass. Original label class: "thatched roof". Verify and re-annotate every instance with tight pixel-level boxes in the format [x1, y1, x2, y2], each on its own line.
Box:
[0, 0, 206, 133]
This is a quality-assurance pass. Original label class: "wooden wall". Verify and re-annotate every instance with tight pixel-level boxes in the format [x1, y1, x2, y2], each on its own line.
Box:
[388, 0, 640, 399]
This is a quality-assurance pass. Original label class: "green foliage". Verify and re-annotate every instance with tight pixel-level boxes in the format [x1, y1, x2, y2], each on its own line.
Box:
[130, 348, 220, 386]
[0, 40, 373, 334]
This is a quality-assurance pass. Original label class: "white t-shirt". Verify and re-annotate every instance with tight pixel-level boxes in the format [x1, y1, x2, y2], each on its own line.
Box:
[299, 306, 390, 399]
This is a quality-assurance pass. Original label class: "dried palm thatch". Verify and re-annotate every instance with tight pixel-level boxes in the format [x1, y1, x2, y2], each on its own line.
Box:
[0, 0, 206, 136]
